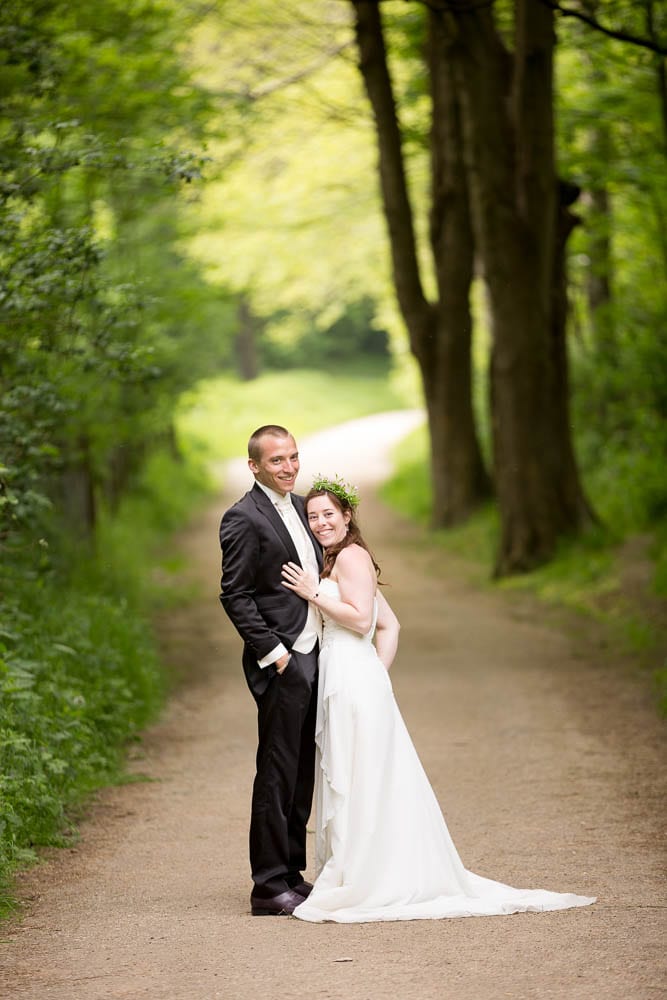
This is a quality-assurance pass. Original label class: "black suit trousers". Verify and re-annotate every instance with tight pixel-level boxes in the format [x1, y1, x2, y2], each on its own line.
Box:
[249, 644, 318, 896]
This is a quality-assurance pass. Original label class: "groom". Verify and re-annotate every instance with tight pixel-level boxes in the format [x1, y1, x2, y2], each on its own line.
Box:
[219, 424, 322, 915]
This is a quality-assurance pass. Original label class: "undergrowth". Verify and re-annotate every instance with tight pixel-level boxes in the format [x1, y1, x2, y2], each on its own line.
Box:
[0, 447, 213, 917]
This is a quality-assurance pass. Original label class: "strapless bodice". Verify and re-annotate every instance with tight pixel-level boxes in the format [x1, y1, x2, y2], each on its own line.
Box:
[318, 577, 377, 652]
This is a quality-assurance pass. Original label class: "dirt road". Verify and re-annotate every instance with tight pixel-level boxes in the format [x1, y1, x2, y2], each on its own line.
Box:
[2, 414, 665, 1000]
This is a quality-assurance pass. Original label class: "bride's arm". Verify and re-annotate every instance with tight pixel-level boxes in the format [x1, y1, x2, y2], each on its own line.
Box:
[374, 590, 400, 671]
[331, 546, 377, 634]
[282, 545, 376, 635]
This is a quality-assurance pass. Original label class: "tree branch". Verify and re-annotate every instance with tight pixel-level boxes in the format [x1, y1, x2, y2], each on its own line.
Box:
[246, 41, 355, 100]
[644, 0, 667, 149]
[539, 0, 667, 55]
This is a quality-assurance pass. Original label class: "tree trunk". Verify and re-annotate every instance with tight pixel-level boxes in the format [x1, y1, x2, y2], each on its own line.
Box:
[551, 180, 598, 527]
[445, 0, 593, 573]
[584, 179, 615, 356]
[428, 10, 490, 519]
[104, 439, 147, 512]
[352, 1, 489, 526]
[580, 37, 616, 359]
[164, 421, 182, 463]
[58, 435, 96, 541]
[236, 294, 260, 381]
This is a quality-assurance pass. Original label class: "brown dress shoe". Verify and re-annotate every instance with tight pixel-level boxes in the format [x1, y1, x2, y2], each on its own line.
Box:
[250, 888, 303, 916]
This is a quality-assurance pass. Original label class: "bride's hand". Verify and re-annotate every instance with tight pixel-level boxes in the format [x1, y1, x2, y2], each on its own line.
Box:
[281, 562, 319, 601]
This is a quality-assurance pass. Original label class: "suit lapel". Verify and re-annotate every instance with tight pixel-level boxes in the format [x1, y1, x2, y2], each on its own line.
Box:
[250, 484, 300, 564]
[293, 494, 324, 571]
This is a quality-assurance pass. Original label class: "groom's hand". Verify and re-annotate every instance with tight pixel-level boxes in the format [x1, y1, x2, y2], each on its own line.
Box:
[275, 652, 291, 675]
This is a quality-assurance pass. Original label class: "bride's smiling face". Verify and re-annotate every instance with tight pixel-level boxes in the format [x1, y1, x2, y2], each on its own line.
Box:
[307, 494, 351, 548]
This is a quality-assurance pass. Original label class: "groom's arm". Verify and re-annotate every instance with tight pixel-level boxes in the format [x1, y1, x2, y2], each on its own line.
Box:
[219, 505, 286, 663]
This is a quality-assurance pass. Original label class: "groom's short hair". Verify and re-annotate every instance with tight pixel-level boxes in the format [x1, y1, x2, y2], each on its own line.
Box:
[248, 424, 291, 461]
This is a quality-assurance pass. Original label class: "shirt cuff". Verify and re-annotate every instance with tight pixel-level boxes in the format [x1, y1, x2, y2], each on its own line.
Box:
[258, 642, 288, 669]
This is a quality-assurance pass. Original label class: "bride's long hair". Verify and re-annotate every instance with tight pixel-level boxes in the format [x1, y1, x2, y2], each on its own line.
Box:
[305, 487, 382, 581]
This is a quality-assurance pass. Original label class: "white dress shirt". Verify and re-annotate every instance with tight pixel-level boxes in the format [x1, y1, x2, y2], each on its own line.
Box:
[256, 482, 320, 668]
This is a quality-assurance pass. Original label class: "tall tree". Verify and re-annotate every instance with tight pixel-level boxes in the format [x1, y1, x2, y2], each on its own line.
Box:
[352, 2, 490, 527]
[422, 0, 594, 572]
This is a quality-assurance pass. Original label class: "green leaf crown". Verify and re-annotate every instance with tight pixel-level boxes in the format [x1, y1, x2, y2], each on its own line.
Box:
[311, 474, 360, 508]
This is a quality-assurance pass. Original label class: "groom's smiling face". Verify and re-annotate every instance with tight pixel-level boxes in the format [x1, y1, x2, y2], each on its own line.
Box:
[249, 434, 300, 495]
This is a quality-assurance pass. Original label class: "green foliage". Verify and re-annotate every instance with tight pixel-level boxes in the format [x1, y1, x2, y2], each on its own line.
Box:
[262, 298, 392, 371]
[0, 565, 158, 914]
[0, 0, 219, 548]
[0, 567, 162, 852]
[184, 0, 420, 367]
[555, 19, 667, 531]
[571, 320, 667, 533]
[0, 446, 212, 914]
[94, 446, 213, 603]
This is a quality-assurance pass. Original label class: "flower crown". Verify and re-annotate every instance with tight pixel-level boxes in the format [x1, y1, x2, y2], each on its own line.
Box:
[311, 474, 360, 508]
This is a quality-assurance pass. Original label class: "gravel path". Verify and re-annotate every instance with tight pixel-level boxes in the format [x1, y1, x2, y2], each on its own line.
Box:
[2, 413, 665, 1000]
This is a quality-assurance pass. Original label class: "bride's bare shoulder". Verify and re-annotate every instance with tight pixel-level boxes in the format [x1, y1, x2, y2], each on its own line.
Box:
[335, 544, 374, 574]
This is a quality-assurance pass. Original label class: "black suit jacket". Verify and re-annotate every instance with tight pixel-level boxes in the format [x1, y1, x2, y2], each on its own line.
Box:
[219, 483, 323, 697]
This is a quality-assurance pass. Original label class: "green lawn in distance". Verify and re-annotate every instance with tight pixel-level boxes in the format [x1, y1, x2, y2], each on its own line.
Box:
[176, 367, 418, 463]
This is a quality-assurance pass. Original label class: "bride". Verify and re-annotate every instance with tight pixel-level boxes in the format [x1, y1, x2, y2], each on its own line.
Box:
[281, 477, 595, 924]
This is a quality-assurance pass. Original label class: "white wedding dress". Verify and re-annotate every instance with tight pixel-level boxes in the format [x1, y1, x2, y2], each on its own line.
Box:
[293, 579, 595, 924]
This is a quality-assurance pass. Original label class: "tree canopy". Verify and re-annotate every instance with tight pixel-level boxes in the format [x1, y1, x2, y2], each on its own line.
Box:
[0, 0, 231, 544]
[2, 0, 665, 563]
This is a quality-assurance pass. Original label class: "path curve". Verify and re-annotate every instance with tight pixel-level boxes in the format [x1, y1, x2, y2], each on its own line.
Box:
[2, 413, 665, 1000]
